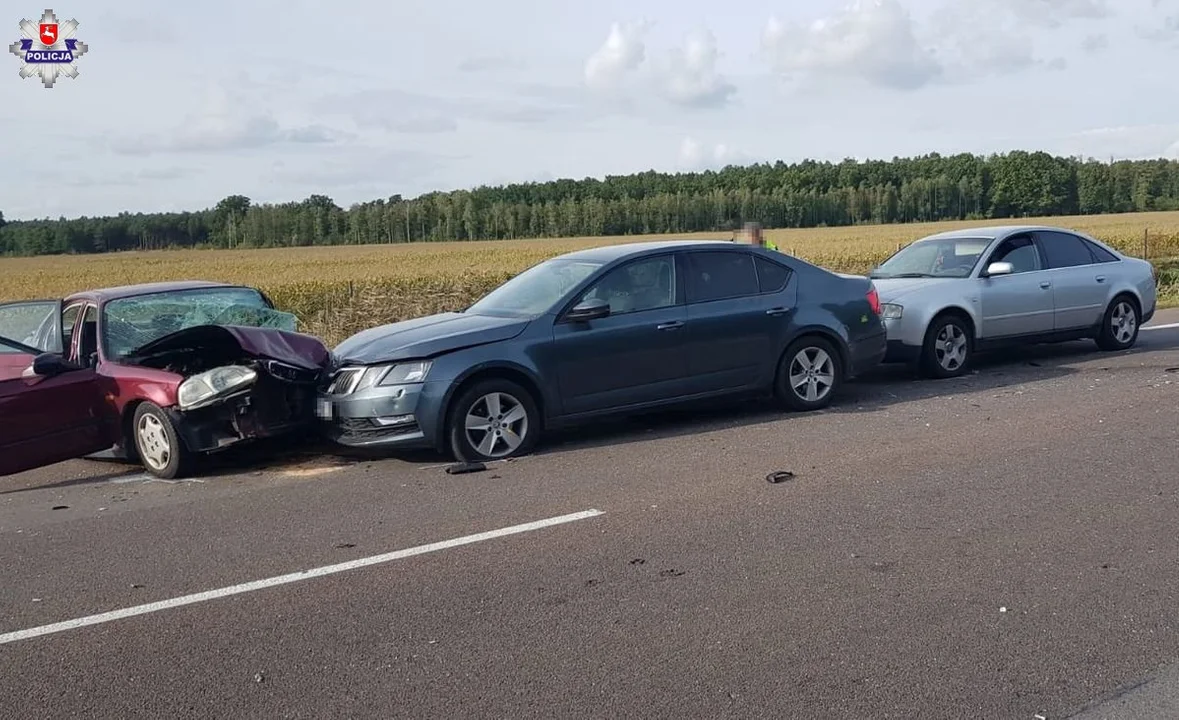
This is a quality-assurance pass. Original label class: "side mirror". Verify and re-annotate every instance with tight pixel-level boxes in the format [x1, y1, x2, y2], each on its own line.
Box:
[565, 298, 610, 323]
[31, 352, 76, 377]
[985, 261, 1013, 277]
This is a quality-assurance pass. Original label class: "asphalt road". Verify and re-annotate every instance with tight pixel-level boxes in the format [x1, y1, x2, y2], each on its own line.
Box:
[3, 312, 1179, 719]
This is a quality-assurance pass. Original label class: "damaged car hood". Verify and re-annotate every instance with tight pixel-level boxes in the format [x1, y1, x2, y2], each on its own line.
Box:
[334, 312, 531, 364]
[123, 325, 330, 371]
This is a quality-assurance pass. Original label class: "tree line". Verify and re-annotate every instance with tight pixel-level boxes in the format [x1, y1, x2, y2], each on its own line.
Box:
[3, 150, 1179, 257]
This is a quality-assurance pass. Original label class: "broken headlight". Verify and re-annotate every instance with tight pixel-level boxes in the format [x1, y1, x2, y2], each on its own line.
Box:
[178, 366, 258, 410]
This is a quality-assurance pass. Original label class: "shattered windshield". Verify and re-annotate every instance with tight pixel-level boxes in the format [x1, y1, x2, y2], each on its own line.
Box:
[103, 287, 298, 360]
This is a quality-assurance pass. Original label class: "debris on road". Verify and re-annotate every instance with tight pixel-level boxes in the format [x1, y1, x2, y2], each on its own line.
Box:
[446, 462, 487, 475]
[51, 505, 68, 510]
[1000, 606, 1008, 613]
[766, 470, 795, 484]
[254, 673, 265, 683]
[334, 543, 356, 549]
[659, 569, 686, 577]
[630, 558, 646, 565]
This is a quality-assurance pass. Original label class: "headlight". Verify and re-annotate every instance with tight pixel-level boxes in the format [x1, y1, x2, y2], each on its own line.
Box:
[378, 360, 432, 386]
[178, 366, 257, 409]
[880, 303, 903, 320]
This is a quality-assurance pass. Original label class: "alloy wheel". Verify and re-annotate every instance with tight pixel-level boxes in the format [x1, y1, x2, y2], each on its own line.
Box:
[935, 323, 968, 372]
[1111, 300, 1137, 345]
[464, 391, 529, 459]
[788, 346, 835, 403]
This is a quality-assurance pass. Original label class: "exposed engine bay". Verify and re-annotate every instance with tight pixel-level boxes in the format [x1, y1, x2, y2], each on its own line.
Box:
[122, 325, 330, 453]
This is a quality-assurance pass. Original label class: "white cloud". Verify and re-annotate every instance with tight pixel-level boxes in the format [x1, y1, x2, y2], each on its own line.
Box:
[659, 30, 737, 108]
[584, 21, 650, 91]
[760, 0, 940, 90]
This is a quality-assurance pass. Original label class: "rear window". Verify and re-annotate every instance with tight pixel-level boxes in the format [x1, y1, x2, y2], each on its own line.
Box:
[755, 256, 792, 293]
[1083, 239, 1120, 263]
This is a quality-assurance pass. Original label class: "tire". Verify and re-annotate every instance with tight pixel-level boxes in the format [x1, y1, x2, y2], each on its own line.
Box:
[919, 313, 973, 379]
[132, 402, 192, 479]
[774, 336, 843, 411]
[446, 379, 540, 462]
[1095, 295, 1140, 351]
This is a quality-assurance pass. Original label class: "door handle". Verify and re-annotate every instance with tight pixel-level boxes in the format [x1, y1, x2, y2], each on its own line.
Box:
[656, 321, 684, 331]
[766, 307, 789, 316]
[1095, 275, 1106, 283]
[1040, 281, 1051, 289]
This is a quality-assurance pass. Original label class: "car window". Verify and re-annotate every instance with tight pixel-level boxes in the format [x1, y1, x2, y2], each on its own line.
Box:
[61, 302, 82, 354]
[988, 236, 1041, 274]
[1037, 231, 1095, 269]
[755, 256, 792, 293]
[576, 256, 676, 315]
[75, 305, 99, 364]
[686, 251, 760, 303]
[1082, 239, 1120, 263]
[0, 300, 62, 352]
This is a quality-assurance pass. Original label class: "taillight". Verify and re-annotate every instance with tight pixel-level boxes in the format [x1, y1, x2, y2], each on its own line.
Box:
[867, 286, 881, 315]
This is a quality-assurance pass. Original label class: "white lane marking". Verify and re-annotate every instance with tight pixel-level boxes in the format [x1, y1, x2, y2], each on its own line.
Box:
[0, 508, 605, 646]
[1142, 322, 1179, 331]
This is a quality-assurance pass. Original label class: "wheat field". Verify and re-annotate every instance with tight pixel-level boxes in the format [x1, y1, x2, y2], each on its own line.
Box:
[2, 211, 1178, 346]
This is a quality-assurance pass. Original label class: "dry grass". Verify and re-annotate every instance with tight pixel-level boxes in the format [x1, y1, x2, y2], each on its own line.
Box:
[3, 211, 1178, 346]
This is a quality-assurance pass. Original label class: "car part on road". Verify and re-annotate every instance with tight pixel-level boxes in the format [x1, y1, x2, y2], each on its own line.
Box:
[766, 470, 795, 484]
[445, 461, 488, 475]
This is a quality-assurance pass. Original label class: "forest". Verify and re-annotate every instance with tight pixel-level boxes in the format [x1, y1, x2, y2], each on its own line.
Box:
[2, 150, 1179, 257]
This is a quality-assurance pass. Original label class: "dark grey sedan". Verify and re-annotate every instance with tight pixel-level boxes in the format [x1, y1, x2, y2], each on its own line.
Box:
[316, 240, 887, 462]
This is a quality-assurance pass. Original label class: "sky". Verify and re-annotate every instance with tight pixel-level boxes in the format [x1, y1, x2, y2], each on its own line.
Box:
[1, 0, 1178, 221]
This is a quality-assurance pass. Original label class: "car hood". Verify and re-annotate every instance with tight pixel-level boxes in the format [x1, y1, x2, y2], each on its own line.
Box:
[124, 325, 330, 371]
[871, 277, 963, 302]
[334, 312, 531, 364]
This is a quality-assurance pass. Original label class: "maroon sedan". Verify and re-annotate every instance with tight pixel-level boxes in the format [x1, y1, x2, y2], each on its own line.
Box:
[0, 281, 331, 480]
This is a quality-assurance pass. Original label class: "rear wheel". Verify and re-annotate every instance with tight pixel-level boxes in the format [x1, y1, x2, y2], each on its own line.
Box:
[774, 336, 842, 411]
[132, 402, 192, 479]
[446, 379, 540, 462]
[920, 313, 973, 379]
[1096, 295, 1140, 351]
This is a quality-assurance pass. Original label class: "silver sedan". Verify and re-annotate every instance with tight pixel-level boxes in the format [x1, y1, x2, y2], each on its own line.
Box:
[869, 224, 1158, 378]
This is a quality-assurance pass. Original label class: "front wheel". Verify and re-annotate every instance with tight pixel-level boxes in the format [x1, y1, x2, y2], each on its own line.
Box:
[1095, 296, 1140, 351]
[920, 314, 973, 379]
[132, 402, 193, 479]
[446, 379, 540, 462]
[774, 336, 842, 411]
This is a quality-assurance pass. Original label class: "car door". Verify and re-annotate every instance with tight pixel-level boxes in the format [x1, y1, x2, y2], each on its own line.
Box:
[1033, 230, 1109, 330]
[977, 234, 1055, 338]
[678, 249, 795, 394]
[549, 253, 689, 416]
[0, 335, 113, 477]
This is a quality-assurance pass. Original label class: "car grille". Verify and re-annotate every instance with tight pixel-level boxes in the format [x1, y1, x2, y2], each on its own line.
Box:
[325, 368, 363, 395]
[329, 417, 420, 442]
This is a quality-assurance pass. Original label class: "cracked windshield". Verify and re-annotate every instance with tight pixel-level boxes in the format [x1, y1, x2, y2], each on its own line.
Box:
[104, 288, 297, 359]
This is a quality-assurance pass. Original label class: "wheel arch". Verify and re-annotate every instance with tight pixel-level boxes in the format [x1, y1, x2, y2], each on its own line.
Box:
[434, 362, 547, 452]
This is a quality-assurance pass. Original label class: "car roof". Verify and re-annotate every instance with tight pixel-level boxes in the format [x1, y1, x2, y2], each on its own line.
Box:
[64, 280, 239, 304]
[913, 224, 1085, 243]
[555, 239, 746, 262]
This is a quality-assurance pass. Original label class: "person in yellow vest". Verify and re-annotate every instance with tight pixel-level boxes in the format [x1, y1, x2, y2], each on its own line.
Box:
[743, 222, 779, 252]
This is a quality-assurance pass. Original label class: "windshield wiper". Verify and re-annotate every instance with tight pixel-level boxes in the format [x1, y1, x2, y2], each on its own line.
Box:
[883, 272, 936, 278]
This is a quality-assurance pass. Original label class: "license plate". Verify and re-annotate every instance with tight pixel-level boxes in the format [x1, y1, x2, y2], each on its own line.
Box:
[316, 399, 333, 419]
